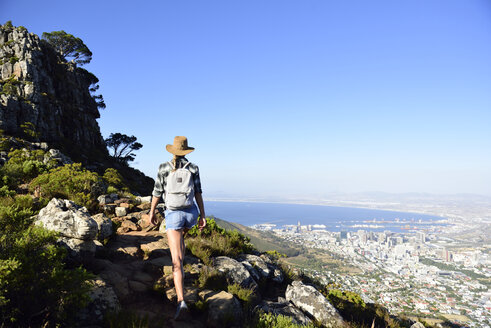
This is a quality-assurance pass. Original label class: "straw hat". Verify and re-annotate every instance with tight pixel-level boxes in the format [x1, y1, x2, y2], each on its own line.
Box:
[166, 136, 195, 156]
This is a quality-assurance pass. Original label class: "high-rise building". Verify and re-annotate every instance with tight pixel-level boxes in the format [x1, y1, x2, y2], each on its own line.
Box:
[358, 230, 367, 244]
[416, 231, 426, 244]
[440, 248, 452, 262]
[340, 231, 348, 239]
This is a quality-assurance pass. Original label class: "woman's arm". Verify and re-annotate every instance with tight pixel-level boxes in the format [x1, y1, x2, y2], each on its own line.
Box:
[148, 196, 161, 225]
[194, 192, 206, 231]
[149, 163, 165, 226]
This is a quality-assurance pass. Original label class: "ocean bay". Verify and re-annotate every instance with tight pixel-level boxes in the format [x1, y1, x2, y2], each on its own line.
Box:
[205, 200, 447, 233]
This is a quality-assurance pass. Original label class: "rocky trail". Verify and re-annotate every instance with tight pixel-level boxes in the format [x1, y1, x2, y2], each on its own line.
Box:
[88, 229, 206, 328]
[35, 197, 350, 327]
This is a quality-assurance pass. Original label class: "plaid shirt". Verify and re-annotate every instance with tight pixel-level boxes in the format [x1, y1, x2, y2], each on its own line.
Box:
[152, 157, 202, 200]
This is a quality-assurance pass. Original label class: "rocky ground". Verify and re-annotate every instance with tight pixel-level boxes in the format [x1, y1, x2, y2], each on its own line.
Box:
[89, 229, 207, 327]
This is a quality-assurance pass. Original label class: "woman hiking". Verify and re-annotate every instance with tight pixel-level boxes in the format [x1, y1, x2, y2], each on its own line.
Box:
[148, 136, 206, 320]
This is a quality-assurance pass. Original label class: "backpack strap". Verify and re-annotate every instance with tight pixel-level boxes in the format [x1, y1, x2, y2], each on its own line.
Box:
[168, 161, 191, 170]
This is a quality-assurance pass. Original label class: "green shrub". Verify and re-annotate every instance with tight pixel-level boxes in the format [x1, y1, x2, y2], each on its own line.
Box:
[227, 283, 255, 309]
[187, 239, 213, 265]
[265, 250, 287, 261]
[0, 194, 47, 215]
[188, 216, 226, 237]
[20, 122, 40, 141]
[0, 133, 10, 151]
[186, 218, 255, 264]
[192, 299, 208, 312]
[253, 311, 316, 328]
[323, 288, 408, 328]
[29, 163, 105, 211]
[0, 198, 92, 327]
[3, 21, 13, 29]
[0, 200, 34, 233]
[9, 56, 19, 64]
[277, 262, 299, 284]
[1, 75, 20, 96]
[0, 148, 52, 189]
[0, 186, 15, 198]
[326, 289, 366, 308]
[103, 168, 129, 192]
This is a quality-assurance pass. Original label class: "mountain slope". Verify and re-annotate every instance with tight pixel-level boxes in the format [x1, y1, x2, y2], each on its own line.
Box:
[213, 217, 300, 257]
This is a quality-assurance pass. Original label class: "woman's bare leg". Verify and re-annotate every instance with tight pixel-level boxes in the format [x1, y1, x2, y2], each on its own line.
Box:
[167, 229, 185, 302]
[182, 227, 189, 256]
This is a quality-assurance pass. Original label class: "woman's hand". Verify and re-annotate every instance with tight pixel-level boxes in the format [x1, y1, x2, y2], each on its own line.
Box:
[148, 196, 160, 226]
[149, 210, 158, 226]
[198, 216, 206, 231]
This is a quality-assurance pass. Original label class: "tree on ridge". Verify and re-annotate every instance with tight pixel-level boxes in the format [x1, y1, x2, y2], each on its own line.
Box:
[42, 30, 92, 66]
[105, 133, 143, 164]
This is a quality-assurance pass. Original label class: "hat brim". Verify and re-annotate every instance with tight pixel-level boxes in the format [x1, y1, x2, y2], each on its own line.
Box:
[166, 144, 194, 156]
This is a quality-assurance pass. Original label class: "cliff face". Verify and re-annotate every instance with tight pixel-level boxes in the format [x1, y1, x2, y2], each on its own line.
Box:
[0, 23, 154, 195]
[0, 23, 107, 162]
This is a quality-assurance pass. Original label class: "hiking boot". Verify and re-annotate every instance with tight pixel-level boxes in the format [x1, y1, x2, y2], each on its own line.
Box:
[174, 300, 189, 320]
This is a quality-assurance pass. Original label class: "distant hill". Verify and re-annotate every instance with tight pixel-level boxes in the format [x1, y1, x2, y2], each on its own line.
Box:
[213, 217, 300, 257]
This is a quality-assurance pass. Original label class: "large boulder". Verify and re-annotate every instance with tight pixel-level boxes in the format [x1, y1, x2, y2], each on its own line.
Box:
[58, 237, 97, 261]
[285, 281, 344, 328]
[77, 277, 120, 326]
[200, 290, 242, 327]
[255, 299, 312, 326]
[238, 254, 271, 279]
[35, 198, 97, 239]
[91, 213, 113, 241]
[240, 261, 261, 282]
[99, 270, 130, 300]
[213, 256, 258, 289]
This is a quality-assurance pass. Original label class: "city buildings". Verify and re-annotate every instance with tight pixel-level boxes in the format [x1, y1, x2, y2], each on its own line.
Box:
[252, 220, 490, 327]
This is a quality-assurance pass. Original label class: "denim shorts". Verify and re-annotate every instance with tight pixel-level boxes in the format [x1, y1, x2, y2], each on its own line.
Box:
[164, 203, 199, 231]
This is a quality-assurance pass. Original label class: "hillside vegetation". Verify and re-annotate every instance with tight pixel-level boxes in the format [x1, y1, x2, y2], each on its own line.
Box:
[213, 217, 301, 257]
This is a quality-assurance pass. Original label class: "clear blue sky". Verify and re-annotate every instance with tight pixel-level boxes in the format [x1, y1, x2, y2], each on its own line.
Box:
[2, 0, 491, 198]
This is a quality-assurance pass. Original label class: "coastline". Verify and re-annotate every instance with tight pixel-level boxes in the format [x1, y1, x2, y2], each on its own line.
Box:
[204, 197, 449, 221]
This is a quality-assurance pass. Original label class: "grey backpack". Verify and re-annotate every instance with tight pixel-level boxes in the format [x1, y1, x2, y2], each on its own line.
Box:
[165, 161, 194, 210]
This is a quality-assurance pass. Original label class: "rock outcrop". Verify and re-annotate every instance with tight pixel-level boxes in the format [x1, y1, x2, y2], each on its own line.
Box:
[77, 278, 120, 326]
[213, 256, 258, 290]
[91, 213, 113, 241]
[286, 280, 345, 327]
[200, 290, 243, 327]
[255, 299, 312, 326]
[0, 23, 107, 162]
[35, 198, 112, 261]
[36, 198, 98, 239]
